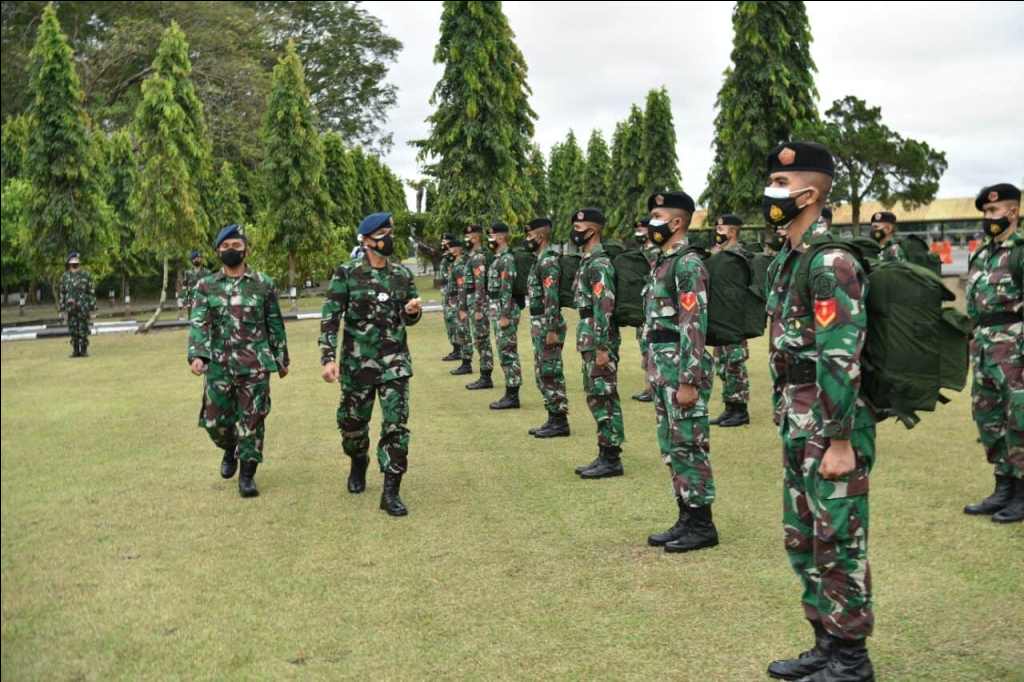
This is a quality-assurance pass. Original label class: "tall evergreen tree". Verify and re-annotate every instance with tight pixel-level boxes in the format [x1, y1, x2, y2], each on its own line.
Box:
[22, 4, 113, 295]
[608, 105, 645, 232]
[414, 1, 537, 227]
[322, 132, 359, 231]
[208, 160, 247, 232]
[639, 87, 681, 211]
[525, 143, 548, 218]
[701, 1, 819, 220]
[582, 129, 611, 212]
[101, 129, 147, 304]
[261, 40, 334, 309]
[546, 131, 586, 242]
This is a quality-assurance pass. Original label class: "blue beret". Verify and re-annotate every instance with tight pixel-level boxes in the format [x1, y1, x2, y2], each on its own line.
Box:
[358, 212, 393, 236]
[66, 251, 80, 263]
[213, 224, 246, 248]
[189, 250, 200, 259]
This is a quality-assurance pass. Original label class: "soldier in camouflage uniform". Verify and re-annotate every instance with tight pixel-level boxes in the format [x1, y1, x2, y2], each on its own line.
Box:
[439, 234, 461, 361]
[446, 238, 473, 373]
[188, 224, 289, 499]
[761, 142, 876, 682]
[810, 206, 833, 237]
[870, 211, 906, 263]
[963, 183, 1023, 524]
[486, 222, 523, 410]
[179, 250, 210, 319]
[709, 214, 752, 428]
[524, 218, 571, 438]
[320, 212, 423, 517]
[631, 218, 658, 403]
[59, 252, 96, 357]
[640, 192, 720, 554]
[455, 225, 495, 389]
[569, 208, 625, 479]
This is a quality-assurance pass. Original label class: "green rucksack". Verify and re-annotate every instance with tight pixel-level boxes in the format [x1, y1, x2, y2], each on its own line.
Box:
[750, 253, 774, 302]
[703, 247, 768, 346]
[510, 247, 536, 299]
[796, 236, 969, 427]
[559, 252, 581, 308]
[612, 249, 651, 327]
[901, 234, 942, 276]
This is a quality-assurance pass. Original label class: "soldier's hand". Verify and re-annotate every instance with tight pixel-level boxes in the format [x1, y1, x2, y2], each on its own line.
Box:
[499, 316, 510, 328]
[819, 439, 856, 480]
[321, 361, 340, 383]
[474, 311, 483, 321]
[459, 310, 468, 321]
[190, 358, 207, 376]
[405, 298, 422, 316]
[278, 366, 289, 379]
[545, 331, 559, 347]
[675, 384, 698, 409]
[595, 349, 610, 367]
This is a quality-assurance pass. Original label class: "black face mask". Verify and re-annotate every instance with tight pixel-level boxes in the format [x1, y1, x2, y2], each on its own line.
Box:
[871, 228, 886, 243]
[487, 238, 498, 251]
[219, 249, 245, 267]
[983, 216, 1011, 238]
[192, 259, 203, 267]
[714, 232, 729, 246]
[762, 188, 808, 227]
[634, 232, 647, 245]
[525, 237, 541, 252]
[647, 219, 674, 246]
[570, 229, 592, 247]
[766, 233, 787, 251]
[370, 235, 394, 256]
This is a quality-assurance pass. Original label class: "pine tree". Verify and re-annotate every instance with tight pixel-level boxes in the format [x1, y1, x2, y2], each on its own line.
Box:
[414, 0, 536, 226]
[261, 40, 335, 309]
[101, 129, 147, 305]
[701, 1, 819, 221]
[639, 87, 681, 212]
[22, 3, 113, 294]
[322, 132, 359, 231]
[525, 143, 548, 218]
[607, 105, 645, 232]
[582, 129, 611, 213]
[546, 131, 585, 242]
[208, 160, 247, 233]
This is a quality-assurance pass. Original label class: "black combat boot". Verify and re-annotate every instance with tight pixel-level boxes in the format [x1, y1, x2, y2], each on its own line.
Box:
[347, 454, 370, 494]
[220, 446, 238, 479]
[992, 478, 1024, 523]
[450, 358, 473, 376]
[710, 403, 733, 426]
[797, 638, 874, 682]
[70, 340, 80, 358]
[466, 370, 494, 390]
[529, 412, 554, 436]
[631, 389, 653, 402]
[647, 496, 689, 547]
[534, 411, 570, 438]
[964, 474, 1014, 515]
[573, 450, 602, 474]
[717, 402, 749, 427]
[78, 341, 89, 357]
[379, 472, 408, 516]
[767, 621, 835, 680]
[238, 460, 259, 498]
[489, 385, 520, 410]
[578, 446, 624, 479]
[664, 504, 719, 553]
[442, 345, 461, 361]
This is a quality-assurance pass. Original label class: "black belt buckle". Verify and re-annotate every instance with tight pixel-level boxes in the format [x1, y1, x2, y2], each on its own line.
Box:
[578, 308, 594, 319]
[977, 311, 1022, 328]
[647, 329, 680, 344]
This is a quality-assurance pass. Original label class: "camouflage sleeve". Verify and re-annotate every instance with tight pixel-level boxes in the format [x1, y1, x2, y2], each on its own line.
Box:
[86, 273, 97, 312]
[458, 263, 470, 314]
[473, 257, 488, 316]
[500, 253, 517, 318]
[590, 258, 616, 351]
[319, 266, 349, 364]
[540, 255, 561, 332]
[676, 255, 708, 386]
[401, 267, 422, 327]
[263, 276, 289, 370]
[811, 249, 867, 440]
[187, 278, 211, 364]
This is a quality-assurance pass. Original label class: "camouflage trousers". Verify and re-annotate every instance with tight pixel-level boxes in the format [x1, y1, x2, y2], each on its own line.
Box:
[581, 348, 625, 448]
[653, 384, 715, 506]
[67, 312, 91, 350]
[529, 316, 568, 415]
[970, 346, 1024, 479]
[491, 307, 522, 388]
[453, 308, 472, 360]
[469, 310, 494, 371]
[713, 342, 750, 404]
[636, 325, 649, 372]
[338, 375, 411, 475]
[199, 369, 271, 463]
[782, 420, 876, 640]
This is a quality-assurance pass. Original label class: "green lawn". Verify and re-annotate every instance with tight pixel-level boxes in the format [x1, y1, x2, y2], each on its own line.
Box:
[1, 312, 1020, 680]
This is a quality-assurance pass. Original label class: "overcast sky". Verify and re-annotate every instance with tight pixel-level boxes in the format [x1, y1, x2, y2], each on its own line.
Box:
[362, 0, 1024, 207]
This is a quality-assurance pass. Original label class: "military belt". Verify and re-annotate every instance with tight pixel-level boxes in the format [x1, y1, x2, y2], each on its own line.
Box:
[782, 359, 816, 385]
[530, 304, 545, 316]
[578, 308, 594, 319]
[647, 329, 680, 343]
[976, 311, 1022, 328]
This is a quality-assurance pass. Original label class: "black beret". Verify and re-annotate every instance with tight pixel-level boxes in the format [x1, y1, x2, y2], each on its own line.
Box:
[527, 217, 552, 231]
[647, 191, 695, 213]
[464, 224, 483, 235]
[635, 217, 651, 228]
[717, 213, 743, 227]
[821, 207, 833, 221]
[975, 183, 1021, 211]
[489, 222, 510, 234]
[442, 232, 455, 242]
[571, 207, 606, 226]
[766, 141, 834, 177]
[870, 211, 897, 224]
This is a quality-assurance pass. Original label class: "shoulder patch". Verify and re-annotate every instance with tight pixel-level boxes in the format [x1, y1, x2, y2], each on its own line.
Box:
[812, 272, 837, 300]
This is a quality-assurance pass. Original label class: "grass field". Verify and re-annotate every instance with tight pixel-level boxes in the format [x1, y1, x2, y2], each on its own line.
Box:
[1, 311, 1021, 681]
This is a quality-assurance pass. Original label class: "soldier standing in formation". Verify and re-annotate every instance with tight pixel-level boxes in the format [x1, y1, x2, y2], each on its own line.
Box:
[525, 218, 571, 438]
[319, 212, 423, 517]
[458, 224, 495, 390]
[810, 205, 833, 237]
[762, 142, 876, 682]
[449, 237, 474, 377]
[631, 217, 657, 404]
[962, 183, 1023, 524]
[486, 222, 523, 410]
[870, 211, 906, 263]
[59, 251, 96, 358]
[179, 250, 210, 320]
[438, 233, 461, 362]
[570, 208, 626, 479]
[642, 192, 720, 553]
[709, 214, 752, 428]
[188, 224, 290, 498]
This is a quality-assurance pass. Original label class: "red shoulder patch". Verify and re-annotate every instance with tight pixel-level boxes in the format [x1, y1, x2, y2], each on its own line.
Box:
[679, 291, 697, 311]
[543, 276, 555, 289]
[814, 298, 837, 328]
[592, 281, 604, 297]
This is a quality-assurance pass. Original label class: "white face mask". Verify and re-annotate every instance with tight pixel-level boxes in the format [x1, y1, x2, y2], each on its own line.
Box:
[763, 186, 807, 199]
